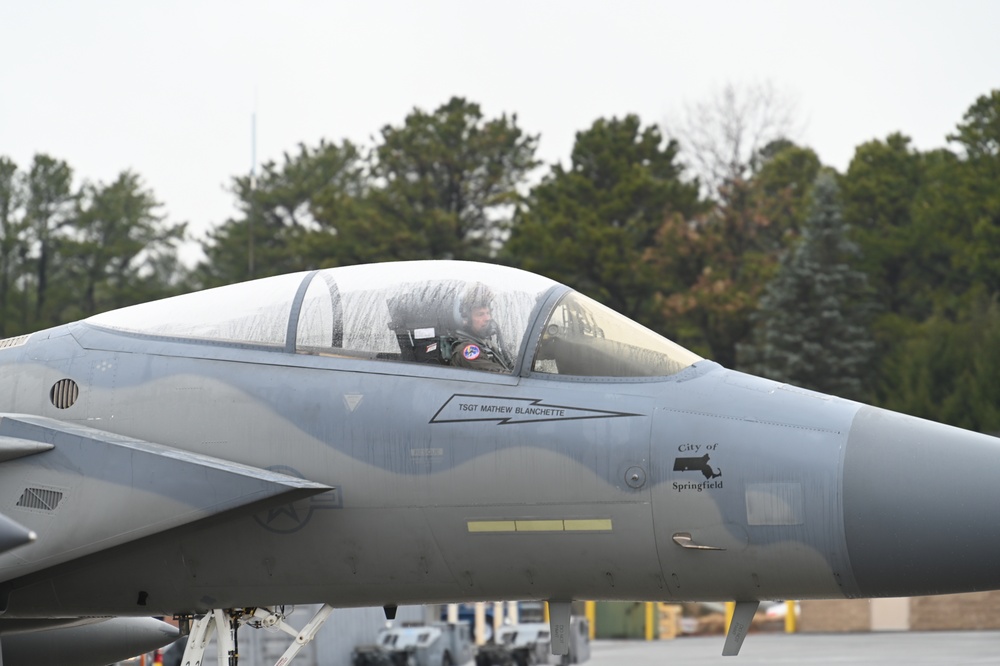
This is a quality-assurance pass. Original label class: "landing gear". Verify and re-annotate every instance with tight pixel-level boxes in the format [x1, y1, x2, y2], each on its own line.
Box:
[180, 603, 334, 666]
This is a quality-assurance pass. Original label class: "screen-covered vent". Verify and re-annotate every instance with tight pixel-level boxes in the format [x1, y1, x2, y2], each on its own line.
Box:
[50, 379, 79, 409]
[16, 487, 64, 511]
[0, 335, 30, 349]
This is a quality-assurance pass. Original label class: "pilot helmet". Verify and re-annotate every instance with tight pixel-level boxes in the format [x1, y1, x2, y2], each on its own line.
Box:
[459, 283, 495, 321]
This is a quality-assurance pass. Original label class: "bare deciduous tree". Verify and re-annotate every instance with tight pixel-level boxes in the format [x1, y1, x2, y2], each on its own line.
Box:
[669, 81, 801, 198]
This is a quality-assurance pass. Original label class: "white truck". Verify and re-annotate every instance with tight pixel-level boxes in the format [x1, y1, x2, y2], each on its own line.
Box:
[479, 619, 590, 666]
[354, 623, 475, 666]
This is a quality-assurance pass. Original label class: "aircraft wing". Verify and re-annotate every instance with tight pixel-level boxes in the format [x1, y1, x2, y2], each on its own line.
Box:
[0, 413, 332, 580]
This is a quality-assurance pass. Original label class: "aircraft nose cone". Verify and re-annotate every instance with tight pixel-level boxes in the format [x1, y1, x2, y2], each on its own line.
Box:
[843, 405, 1000, 597]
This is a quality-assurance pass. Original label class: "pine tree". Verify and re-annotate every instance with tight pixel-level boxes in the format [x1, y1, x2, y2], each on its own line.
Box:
[738, 171, 876, 400]
[503, 115, 702, 325]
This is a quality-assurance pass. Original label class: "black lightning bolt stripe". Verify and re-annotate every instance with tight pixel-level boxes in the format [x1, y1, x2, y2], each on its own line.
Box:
[430, 394, 641, 425]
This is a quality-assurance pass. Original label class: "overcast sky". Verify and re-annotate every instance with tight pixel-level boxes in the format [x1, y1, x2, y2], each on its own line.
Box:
[2, 0, 998, 250]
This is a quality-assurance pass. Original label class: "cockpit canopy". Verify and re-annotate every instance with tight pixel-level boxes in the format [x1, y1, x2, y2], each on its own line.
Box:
[86, 261, 701, 378]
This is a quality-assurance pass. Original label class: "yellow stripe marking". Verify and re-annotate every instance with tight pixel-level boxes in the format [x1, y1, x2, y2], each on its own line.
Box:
[515, 519, 565, 532]
[564, 518, 613, 531]
[468, 520, 517, 533]
[467, 519, 613, 533]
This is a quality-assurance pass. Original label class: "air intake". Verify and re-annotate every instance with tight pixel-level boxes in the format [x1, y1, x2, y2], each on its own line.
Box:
[50, 379, 79, 409]
[16, 487, 64, 511]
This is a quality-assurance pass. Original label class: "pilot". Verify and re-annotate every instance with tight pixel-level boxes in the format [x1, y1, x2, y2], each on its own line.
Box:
[449, 286, 512, 373]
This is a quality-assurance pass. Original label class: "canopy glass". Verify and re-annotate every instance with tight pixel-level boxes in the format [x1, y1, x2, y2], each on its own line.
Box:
[87, 261, 701, 377]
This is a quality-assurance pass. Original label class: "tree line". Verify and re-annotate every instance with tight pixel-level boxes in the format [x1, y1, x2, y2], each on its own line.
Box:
[0, 157, 186, 335]
[2, 90, 999, 431]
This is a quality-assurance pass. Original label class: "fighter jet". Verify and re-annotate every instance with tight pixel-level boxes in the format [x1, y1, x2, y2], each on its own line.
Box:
[1, 260, 999, 664]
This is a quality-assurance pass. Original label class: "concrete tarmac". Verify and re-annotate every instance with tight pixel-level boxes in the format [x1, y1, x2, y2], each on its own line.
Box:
[587, 632, 1000, 665]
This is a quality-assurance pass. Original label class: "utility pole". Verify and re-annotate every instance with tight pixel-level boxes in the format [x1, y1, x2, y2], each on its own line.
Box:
[248, 110, 257, 279]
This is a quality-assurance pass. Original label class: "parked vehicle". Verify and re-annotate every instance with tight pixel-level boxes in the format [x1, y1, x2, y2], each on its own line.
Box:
[478, 619, 589, 666]
[494, 624, 550, 666]
[354, 623, 474, 666]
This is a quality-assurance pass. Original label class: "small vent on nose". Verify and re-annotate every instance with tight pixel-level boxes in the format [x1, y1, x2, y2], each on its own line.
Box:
[16, 487, 64, 512]
[50, 379, 79, 409]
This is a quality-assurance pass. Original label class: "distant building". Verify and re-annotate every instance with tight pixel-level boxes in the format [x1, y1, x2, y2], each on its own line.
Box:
[800, 592, 1000, 632]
